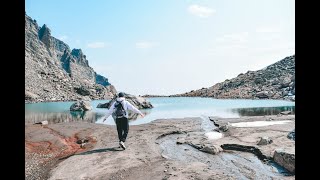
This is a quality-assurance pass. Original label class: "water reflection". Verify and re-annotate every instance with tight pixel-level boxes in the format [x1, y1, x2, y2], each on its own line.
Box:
[25, 98, 295, 125]
[25, 109, 152, 125]
[25, 111, 100, 124]
[231, 106, 295, 116]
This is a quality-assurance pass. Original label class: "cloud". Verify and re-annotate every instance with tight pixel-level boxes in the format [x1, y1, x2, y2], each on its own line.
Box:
[256, 27, 282, 33]
[135, 41, 156, 49]
[188, 4, 215, 18]
[87, 42, 106, 48]
[216, 32, 249, 43]
[58, 35, 68, 41]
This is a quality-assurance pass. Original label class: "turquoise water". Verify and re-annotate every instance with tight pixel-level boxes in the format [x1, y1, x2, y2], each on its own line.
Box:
[25, 97, 295, 125]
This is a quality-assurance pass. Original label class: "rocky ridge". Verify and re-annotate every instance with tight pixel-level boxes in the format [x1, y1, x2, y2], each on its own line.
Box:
[25, 13, 116, 103]
[172, 55, 295, 101]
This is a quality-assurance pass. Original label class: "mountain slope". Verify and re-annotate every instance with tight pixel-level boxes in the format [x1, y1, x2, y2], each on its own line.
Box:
[172, 55, 295, 101]
[25, 13, 116, 103]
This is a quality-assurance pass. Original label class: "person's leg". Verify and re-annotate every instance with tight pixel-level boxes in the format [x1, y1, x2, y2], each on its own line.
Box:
[115, 118, 123, 142]
[121, 117, 129, 142]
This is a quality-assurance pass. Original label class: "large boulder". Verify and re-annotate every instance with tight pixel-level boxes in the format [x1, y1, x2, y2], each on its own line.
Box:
[218, 123, 230, 132]
[280, 77, 292, 88]
[70, 100, 92, 111]
[200, 144, 223, 155]
[257, 136, 273, 145]
[97, 93, 153, 109]
[273, 149, 295, 174]
[97, 103, 109, 108]
[255, 91, 269, 99]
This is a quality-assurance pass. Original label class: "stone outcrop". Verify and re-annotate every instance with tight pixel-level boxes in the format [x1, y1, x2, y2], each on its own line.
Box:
[198, 144, 223, 155]
[96, 93, 153, 119]
[257, 137, 273, 145]
[172, 55, 295, 101]
[95, 74, 111, 87]
[97, 93, 153, 109]
[70, 101, 92, 111]
[25, 14, 116, 103]
[218, 123, 230, 132]
[273, 149, 295, 174]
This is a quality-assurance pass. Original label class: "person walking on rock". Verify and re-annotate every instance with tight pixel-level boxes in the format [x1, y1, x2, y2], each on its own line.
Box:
[103, 92, 144, 150]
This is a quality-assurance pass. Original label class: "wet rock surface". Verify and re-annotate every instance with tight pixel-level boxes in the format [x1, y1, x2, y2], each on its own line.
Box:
[26, 116, 294, 179]
[273, 149, 295, 174]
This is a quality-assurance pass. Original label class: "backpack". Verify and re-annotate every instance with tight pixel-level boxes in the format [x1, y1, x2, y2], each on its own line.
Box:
[113, 100, 126, 118]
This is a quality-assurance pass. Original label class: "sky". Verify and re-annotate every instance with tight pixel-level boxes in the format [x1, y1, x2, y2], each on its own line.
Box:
[25, 0, 295, 96]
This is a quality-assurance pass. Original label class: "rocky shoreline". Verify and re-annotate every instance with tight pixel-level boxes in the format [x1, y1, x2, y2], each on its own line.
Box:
[25, 114, 295, 179]
[172, 55, 295, 101]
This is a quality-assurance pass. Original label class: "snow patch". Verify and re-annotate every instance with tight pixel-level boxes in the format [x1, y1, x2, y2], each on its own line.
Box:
[205, 131, 223, 140]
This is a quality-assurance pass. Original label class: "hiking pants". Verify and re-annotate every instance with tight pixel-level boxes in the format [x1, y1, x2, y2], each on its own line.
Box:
[115, 117, 129, 142]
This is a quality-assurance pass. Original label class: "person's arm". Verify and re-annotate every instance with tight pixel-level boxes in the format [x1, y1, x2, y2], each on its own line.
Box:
[103, 101, 116, 122]
[126, 102, 145, 117]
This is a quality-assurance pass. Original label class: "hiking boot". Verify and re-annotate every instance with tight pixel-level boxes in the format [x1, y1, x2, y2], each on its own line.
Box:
[119, 141, 126, 150]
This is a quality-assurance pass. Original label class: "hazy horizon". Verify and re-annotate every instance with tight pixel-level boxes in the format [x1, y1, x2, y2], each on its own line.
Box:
[26, 0, 295, 96]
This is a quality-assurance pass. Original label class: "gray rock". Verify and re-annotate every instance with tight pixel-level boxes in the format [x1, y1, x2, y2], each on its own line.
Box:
[280, 111, 292, 115]
[257, 136, 273, 145]
[200, 144, 223, 155]
[289, 82, 294, 87]
[97, 103, 109, 108]
[95, 74, 110, 86]
[218, 123, 230, 132]
[273, 149, 295, 174]
[287, 129, 295, 141]
[38, 24, 53, 49]
[255, 91, 269, 98]
[70, 101, 92, 111]
[176, 137, 186, 144]
[282, 90, 289, 96]
[280, 78, 291, 88]
[25, 91, 39, 100]
[271, 79, 280, 85]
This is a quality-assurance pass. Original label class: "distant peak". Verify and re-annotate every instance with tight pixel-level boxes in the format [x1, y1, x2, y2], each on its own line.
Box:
[39, 24, 51, 37]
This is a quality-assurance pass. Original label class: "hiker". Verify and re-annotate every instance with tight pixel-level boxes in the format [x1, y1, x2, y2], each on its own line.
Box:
[103, 92, 144, 150]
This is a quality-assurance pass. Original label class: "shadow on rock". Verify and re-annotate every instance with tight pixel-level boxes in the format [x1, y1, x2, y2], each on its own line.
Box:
[58, 147, 124, 161]
[77, 147, 124, 155]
